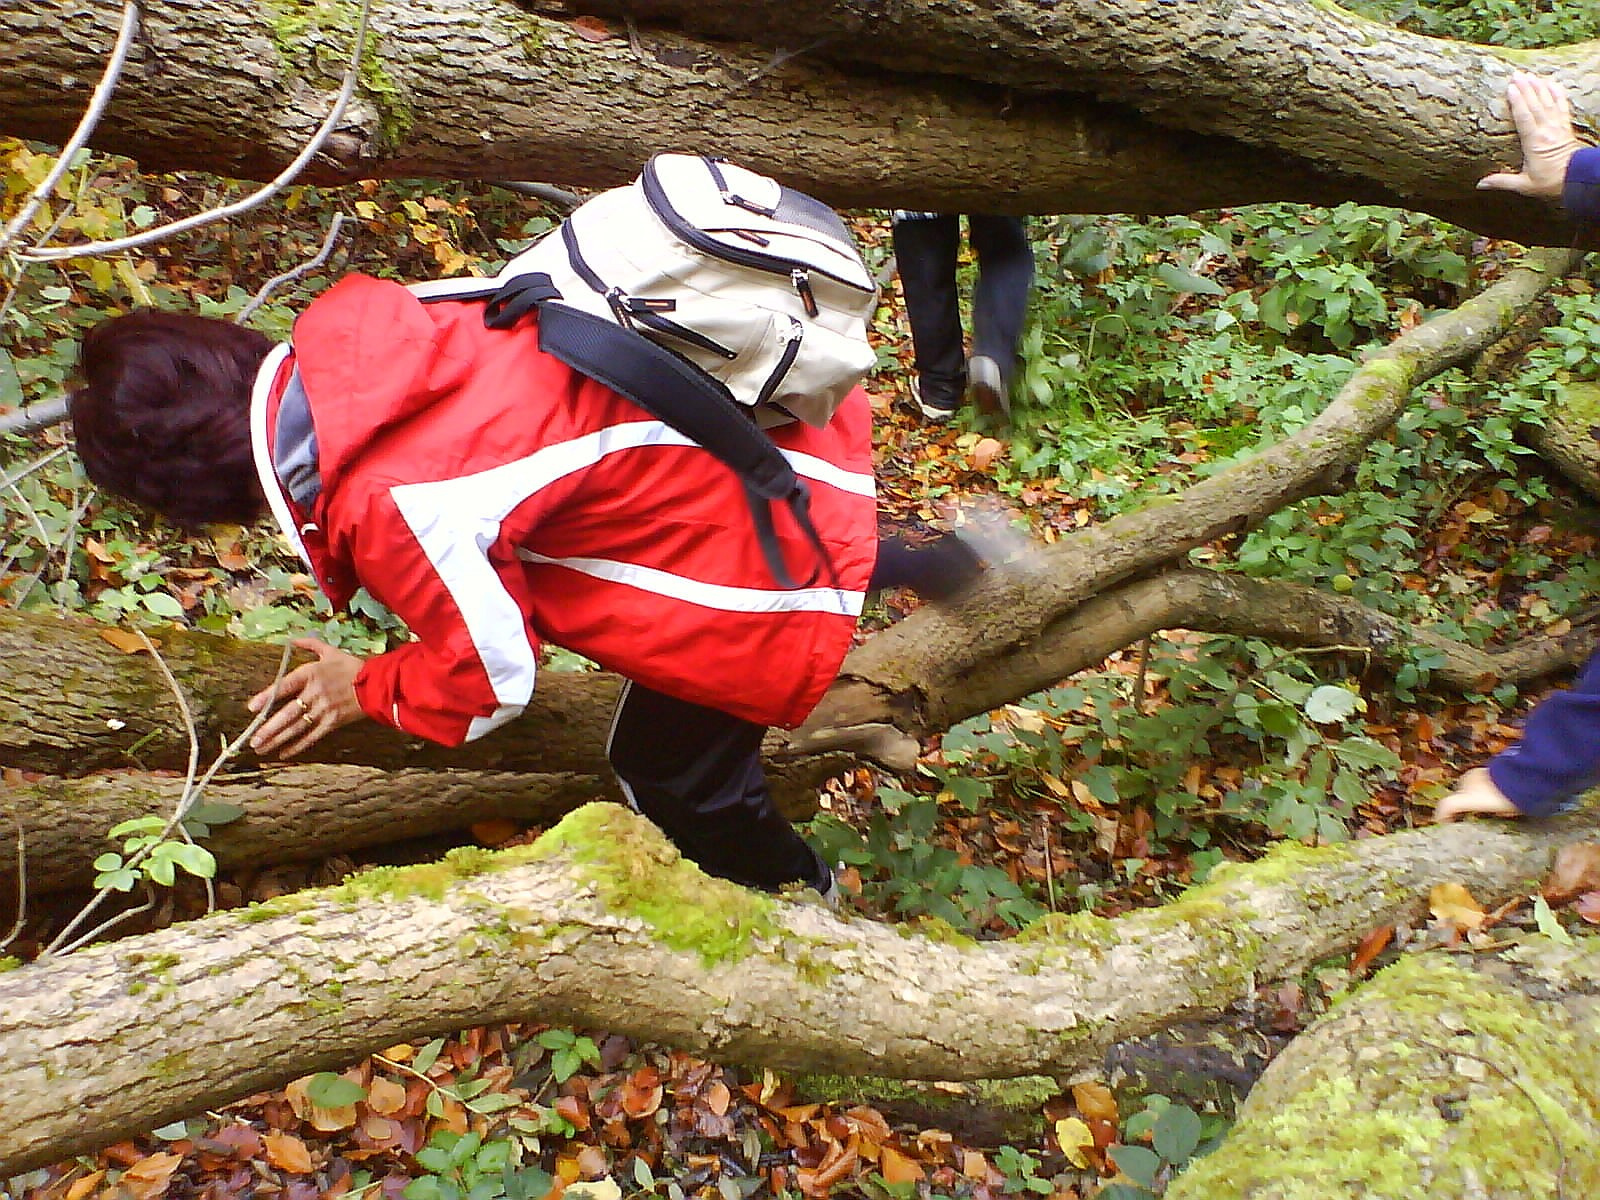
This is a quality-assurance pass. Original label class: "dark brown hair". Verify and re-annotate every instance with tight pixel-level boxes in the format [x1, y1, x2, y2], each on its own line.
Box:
[70, 312, 274, 526]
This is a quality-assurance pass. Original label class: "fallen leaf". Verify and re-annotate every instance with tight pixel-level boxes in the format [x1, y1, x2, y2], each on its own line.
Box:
[565, 1181, 623, 1200]
[263, 1129, 314, 1173]
[115, 1152, 182, 1200]
[570, 15, 612, 41]
[285, 1075, 358, 1132]
[1071, 1081, 1118, 1123]
[1429, 882, 1486, 932]
[970, 436, 1006, 471]
[1055, 1117, 1095, 1168]
[1574, 891, 1600, 924]
[1350, 924, 1394, 977]
[469, 818, 521, 846]
[64, 1170, 106, 1200]
[98, 627, 155, 655]
[1543, 842, 1600, 904]
[366, 1076, 407, 1115]
[879, 1145, 925, 1185]
[706, 1079, 732, 1116]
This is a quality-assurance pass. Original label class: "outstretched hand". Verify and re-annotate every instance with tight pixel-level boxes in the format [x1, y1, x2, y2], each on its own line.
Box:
[1478, 71, 1585, 200]
[247, 637, 368, 758]
[1433, 767, 1521, 824]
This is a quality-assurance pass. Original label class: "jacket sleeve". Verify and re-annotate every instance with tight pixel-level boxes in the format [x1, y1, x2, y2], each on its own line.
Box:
[343, 483, 542, 746]
[1486, 648, 1600, 817]
[1564, 146, 1600, 228]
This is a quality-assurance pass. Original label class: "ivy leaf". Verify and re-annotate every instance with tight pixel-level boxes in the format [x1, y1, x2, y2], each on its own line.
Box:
[306, 1071, 367, 1108]
[1532, 894, 1573, 945]
[1153, 1103, 1203, 1163]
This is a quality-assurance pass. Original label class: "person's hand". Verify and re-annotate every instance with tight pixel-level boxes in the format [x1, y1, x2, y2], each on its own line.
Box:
[1433, 767, 1522, 823]
[1478, 71, 1585, 201]
[247, 637, 367, 758]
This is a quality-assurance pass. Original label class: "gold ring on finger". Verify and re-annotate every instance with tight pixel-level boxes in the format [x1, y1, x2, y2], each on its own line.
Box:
[301, 710, 316, 725]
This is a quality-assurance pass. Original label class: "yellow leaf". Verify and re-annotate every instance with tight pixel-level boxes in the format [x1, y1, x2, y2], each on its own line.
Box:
[1429, 882, 1486, 931]
[115, 257, 153, 307]
[354, 200, 380, 220]
[1055, 1117, 1095, 1169]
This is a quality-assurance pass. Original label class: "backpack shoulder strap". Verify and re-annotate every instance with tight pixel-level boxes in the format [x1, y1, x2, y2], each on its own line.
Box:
[487, 272, 836, 590]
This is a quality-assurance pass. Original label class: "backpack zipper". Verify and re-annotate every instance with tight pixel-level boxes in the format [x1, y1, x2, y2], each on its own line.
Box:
[641, 157, 872, 295]
[621, 294, 738, 359]
[755, 317, 804, 407]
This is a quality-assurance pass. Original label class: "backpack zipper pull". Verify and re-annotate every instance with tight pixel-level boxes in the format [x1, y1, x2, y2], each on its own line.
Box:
[605, 286, 634, 329]
[791, 268, 819, 318]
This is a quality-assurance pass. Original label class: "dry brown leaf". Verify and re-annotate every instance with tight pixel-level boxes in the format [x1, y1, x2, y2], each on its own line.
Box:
[1543, 842, 1600, 905]
[1429, 882, 1486, 931]
[98, 627, 154, 655]
[970, 436, 1006, 471]
[571, 15, 612, 40]
[64, 1171, 105, 1200]
[1350, 924, 1394, 978]
[114, 1152, 182, 1200]
[285, 1075, 358, 1132]
[705, 1079, 732, 1116]
[263, 1129, 314, 1174]
[1071, 1081, 1118, 1123]
[1575, 891, 1600, 925]
[366, 1076, 408, 1115]
[879, 1145, 926, 1185]
[469, 818, 520, 845]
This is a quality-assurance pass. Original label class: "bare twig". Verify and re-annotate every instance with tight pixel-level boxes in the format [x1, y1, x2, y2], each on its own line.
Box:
[0, 821, 26, 954]
[43, 640, 293, 955]
[234, 212, 351, 325]
[20, 0, 375, 262]
[491, 181, 584, 213]
[0, 396, 71, 438]
[0, 0, 140, 258]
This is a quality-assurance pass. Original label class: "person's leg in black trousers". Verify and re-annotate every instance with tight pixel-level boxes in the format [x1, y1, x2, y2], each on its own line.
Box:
[891, 212, 966, 417]
[605, 680, 832, 893]
[967, 215, 1033, 415]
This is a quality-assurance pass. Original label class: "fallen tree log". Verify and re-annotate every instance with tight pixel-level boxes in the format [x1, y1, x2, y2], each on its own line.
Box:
[6, 571, 1597, 896]
[1, 801, 1594, 1175]
[1168, 936, 1600, 1198]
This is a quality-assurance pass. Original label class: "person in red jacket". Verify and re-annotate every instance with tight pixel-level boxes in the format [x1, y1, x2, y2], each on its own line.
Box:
[70, 275, 984, 897]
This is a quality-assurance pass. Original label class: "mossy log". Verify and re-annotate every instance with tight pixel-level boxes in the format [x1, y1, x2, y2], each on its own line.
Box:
[1, 802, 1595, 1175]
[6, 572, 1597, 897]
[0, 0, 1593, 242]
[1168, 937, 1600, 1199]
[1525, 379, 1600, 504]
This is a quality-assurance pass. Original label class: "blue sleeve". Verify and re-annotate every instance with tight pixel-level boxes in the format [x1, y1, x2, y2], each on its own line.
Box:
[1487, 648, 1600, 816]
[1563, 146, 1600, 227]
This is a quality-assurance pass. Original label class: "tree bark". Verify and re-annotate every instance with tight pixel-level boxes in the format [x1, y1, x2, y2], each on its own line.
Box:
[0, 0, 1589, 243]
[1, 801, 1594, 1176]
[7, 574, 1596, 896]
[1168, 936, 1600, 1198]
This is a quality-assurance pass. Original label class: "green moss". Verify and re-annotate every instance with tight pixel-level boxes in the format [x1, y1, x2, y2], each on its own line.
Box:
[262, 0, 414, 146]
[0, 956, 19, 972]
[531, 804, 780, 967]
[1168, 949, 1600, 1198]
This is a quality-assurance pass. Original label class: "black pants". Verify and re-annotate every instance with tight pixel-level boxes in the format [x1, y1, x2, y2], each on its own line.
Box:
[892, 214, 1033, 406]
[606, 680, 831, 892]
[604, 532, 983, 891]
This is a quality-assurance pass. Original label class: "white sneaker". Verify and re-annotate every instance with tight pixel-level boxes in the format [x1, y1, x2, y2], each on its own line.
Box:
[910, 376, 958, 423]
[966, 355, 1009, 419]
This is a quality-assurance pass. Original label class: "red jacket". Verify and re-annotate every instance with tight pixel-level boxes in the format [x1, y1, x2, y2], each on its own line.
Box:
[249, 274, 877, 745]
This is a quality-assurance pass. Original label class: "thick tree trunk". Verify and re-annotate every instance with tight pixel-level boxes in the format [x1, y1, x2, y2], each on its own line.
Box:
[1, 801, 1594, 1176]
[6, 575, 1595, 896]
[0, 0, 1588, 243]
[1527, 380, 1600, 503]
[1168, 937, 1600, 1198]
